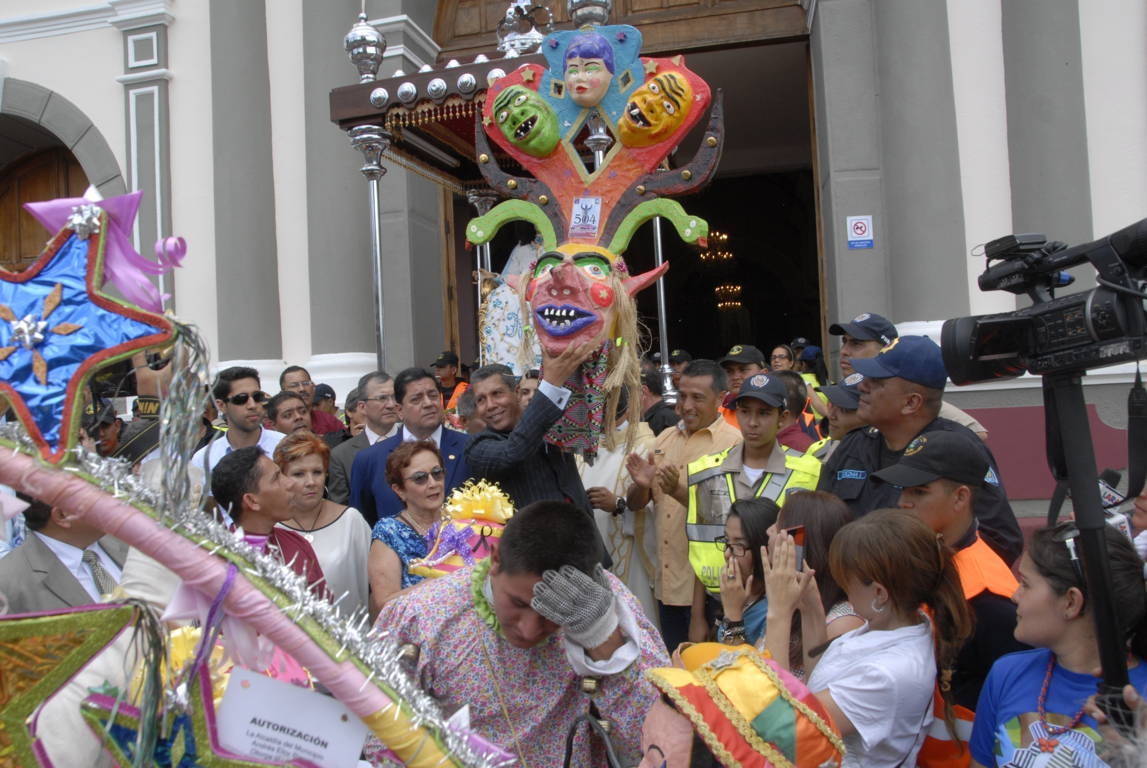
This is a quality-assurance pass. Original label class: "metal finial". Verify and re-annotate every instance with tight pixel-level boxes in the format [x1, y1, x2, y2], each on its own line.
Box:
[344, 12, 386, 84]
[497, 1, 554, 55]
[568, 0, 612, 26]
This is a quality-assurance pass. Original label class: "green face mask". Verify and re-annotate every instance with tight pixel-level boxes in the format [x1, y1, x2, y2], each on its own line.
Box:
[493, 86, 560, 158]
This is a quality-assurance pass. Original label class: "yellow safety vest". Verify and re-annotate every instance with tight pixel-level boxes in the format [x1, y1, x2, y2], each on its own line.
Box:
[804, 436, 835, 461]
[686, 445, 822, 594]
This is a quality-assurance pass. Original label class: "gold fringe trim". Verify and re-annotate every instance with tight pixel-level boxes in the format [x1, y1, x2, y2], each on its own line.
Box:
[694, 664, 793, 768]
[746, 653, 847, 758]
[647, 670, 743, 768]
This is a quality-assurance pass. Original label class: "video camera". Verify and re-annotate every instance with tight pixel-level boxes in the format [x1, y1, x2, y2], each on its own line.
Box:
[941, 219, 1147, 384]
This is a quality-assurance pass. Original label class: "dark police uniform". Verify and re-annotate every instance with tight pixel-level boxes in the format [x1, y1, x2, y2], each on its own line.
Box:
[817, 417, 1022, 566]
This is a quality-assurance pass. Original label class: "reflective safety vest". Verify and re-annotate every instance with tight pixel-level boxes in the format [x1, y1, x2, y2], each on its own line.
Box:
[917, 535, 1017, 768]
[686, 445, 822, 594]
[804, 436, 836, 462]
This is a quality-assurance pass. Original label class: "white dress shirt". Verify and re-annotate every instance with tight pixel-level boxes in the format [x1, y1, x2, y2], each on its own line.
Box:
[33, 532, 123, 601]
[363, 422, 400, 446]
[191, 427, 284, 474]
[401, 423, 444, 447]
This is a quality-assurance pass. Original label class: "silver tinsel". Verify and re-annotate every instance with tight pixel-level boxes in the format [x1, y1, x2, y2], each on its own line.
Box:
[0, 323, 514, 768]
[66, 204, 102, 239]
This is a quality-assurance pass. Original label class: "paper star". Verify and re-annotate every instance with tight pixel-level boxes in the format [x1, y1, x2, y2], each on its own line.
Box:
[0, 214, 173, 463]
[82, 665, 296, 767]
[643, 59, 658, 74]
[521, 68, 535, 83]
[0, 604, 138, 764]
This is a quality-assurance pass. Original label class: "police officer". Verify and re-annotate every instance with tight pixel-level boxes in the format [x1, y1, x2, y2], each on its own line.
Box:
[817, 336, 1022, 565]
[686, 373, 822, 601]
[717, 344, 767, 428]
[804, 371, 868, 462]
[828, 312, 897, 376]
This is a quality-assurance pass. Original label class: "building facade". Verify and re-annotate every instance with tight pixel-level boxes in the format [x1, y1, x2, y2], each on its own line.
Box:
[1, 0, 1144, 500]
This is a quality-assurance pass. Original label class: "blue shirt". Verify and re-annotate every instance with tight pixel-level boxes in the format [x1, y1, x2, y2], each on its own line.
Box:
[370, 517, 430, 589]
[970, 647, 1147, 766]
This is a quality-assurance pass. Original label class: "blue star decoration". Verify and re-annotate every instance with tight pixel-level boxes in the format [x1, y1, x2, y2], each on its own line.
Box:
[0, 209, 173, 463]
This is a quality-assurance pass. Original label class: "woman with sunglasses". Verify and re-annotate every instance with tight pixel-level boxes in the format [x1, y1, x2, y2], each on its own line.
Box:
[715, 498, 778, 647]
[970, 522, 1147, 767]
[273, 430, 371, 618]
[367, 440, 446, 617]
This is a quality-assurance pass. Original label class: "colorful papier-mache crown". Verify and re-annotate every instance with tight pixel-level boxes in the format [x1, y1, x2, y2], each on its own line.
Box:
[408, 480, 514, 580]
[466, 23, 724, 461]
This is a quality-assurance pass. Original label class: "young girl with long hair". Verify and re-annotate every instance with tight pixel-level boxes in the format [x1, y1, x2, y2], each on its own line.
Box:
[971, 522, 1147, 767]
[763, 508, 972, 766]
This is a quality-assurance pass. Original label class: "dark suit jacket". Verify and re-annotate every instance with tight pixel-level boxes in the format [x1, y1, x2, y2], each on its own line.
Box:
[327, 430, 369, 505]
[349, 427, 471, 527]
[465, 392, 591, 514]
[0, 534, 128, 614]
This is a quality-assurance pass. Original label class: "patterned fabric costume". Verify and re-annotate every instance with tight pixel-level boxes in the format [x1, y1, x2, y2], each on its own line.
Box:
[374, 564, 669, 766]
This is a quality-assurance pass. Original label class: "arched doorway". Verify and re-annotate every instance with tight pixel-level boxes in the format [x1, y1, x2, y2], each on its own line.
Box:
[0, 139, 88, 271]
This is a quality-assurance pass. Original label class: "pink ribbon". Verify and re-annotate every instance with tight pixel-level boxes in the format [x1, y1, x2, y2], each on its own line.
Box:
[23, 192, 186, 313]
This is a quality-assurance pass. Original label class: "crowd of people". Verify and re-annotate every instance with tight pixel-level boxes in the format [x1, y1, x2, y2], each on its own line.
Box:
[3, 310, 1146, 767]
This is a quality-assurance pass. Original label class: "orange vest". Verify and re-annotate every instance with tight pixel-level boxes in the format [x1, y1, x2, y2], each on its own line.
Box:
[917, 533, 1017, 768]
[443, 381, 469, 412]
[720, 406, 739, 429]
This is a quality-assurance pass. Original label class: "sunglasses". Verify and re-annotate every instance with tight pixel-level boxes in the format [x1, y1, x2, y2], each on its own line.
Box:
[1051, 521, 1087, 597]
[406, 466, 445, 486]
[225, 391, 269, 406]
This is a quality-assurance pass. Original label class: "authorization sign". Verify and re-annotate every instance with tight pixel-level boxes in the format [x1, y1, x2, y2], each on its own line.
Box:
[217, 668, 369, 766]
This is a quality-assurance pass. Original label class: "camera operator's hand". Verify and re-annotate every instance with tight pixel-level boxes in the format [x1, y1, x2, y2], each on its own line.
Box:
[532, 564, 618, 652]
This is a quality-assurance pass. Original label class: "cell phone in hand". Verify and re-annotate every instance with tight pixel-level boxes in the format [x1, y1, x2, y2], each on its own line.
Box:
[785, 525, 806, 572]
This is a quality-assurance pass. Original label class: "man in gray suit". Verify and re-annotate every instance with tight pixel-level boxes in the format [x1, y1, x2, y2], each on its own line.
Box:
[0, 494, 127, 614]
[327, 371, 399, 505]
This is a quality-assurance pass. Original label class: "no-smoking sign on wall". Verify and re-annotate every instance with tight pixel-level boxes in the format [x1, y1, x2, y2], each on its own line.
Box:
[846, 215, 874, 249]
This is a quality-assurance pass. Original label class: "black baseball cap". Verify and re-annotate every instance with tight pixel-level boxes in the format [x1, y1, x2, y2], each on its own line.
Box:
[313, 383, 336, 404]
[732, 373, 787, 408]
[791, 337, 811, 349]
[829, 312, 898, 346]
[719, 344, 766, 367]
[872, 430, 989, 488]
[431, 351, 459, 367]
[816, 371, 864, 410]
[669, 349, 692, 364]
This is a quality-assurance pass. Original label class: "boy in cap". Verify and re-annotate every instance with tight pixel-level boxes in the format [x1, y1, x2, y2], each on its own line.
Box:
[818, 335, 1021, 565]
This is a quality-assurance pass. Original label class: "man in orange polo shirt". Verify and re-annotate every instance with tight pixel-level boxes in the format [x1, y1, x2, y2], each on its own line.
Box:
[874, 430, 1028, 711]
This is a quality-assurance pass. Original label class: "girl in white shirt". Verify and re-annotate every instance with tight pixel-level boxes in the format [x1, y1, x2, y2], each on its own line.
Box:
[762, 508, 972, 767]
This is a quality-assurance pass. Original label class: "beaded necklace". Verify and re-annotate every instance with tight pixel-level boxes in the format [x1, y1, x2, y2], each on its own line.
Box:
[1037, 654, 1088, 736]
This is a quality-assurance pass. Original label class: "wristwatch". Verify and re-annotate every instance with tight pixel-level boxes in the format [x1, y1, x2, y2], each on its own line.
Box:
[613, 496, 628, 516]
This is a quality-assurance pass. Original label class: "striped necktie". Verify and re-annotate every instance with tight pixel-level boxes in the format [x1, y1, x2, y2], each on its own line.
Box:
[81, 549, 117, 597]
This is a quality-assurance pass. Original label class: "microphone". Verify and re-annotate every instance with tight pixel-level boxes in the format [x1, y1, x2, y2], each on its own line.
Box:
[1099, 469, 1125, 509]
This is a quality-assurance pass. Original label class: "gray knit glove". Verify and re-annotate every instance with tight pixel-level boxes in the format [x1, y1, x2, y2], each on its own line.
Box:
[531, 564, 619, 650]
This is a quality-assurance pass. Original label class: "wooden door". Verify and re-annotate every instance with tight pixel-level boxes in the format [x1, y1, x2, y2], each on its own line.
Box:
[0, 147, 88, 272]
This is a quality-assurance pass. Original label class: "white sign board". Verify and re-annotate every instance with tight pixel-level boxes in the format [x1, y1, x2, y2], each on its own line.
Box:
[217, 668, 368, 767]
[569, 196, 603, 239]
[846, 215, 874, 249]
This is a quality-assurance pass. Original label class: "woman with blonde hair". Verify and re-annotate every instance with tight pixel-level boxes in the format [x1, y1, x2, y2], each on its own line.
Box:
[273, 430, 371, 617]
[763, 507, 972, 766]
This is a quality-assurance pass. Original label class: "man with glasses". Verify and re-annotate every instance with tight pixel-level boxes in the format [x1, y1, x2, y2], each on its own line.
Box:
[280, 364, 344, 436]
[350, 368, 471, 526]
[327, 371, 398, 505]
[192, 366, 283, 473]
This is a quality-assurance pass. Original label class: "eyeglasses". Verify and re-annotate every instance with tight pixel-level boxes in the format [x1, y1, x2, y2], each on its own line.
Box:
[284, 380, 313, 390]
[771, 354, 791, 361]
[1052, 521, 1087, 597]
[225, 391, 269, 406]
[714, 535, 749, 557]
[363, 395, 396, 403]
[405, 466, 445, 485]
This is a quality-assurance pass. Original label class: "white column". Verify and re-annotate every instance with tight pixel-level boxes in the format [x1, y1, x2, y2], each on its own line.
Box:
[266, 0, 312, 365]
[1079, 0, 1147, 238]
[946, 0, 1015, 315]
